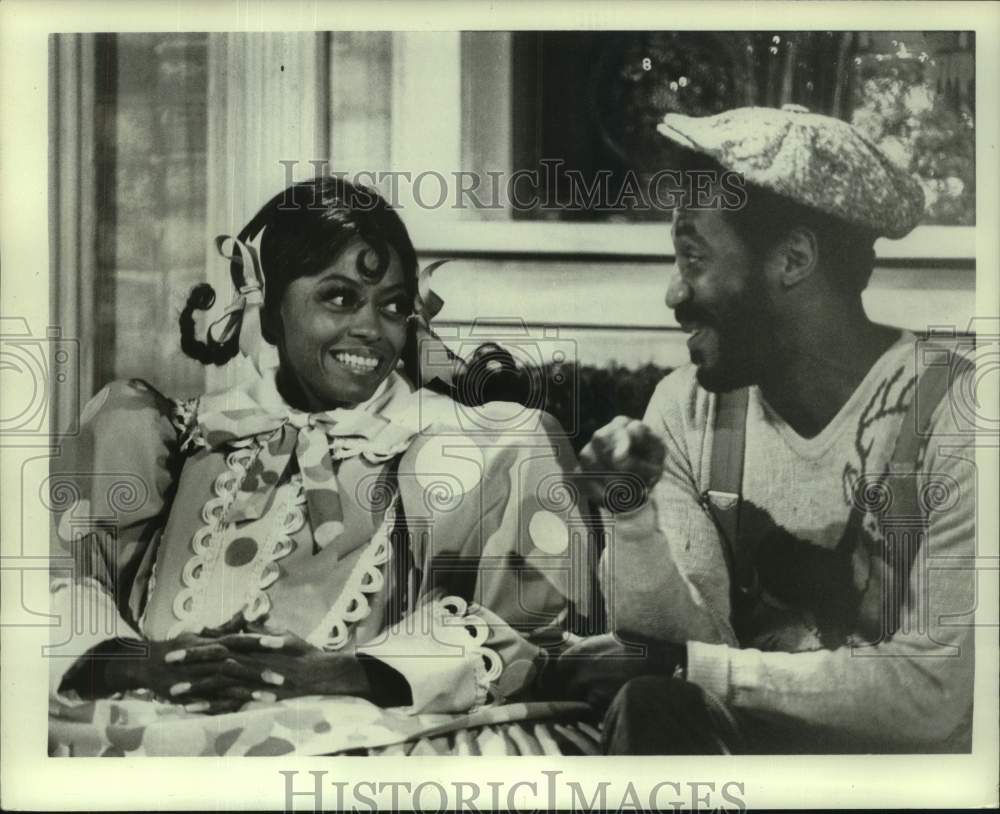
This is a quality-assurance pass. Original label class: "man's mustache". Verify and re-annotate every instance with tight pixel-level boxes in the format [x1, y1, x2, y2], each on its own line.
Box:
[673, 303, 714, 326]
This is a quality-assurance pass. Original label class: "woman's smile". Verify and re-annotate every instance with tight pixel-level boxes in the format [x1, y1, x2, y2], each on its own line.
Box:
[271, 239, 410, 411]
[328, 347, 384, 375]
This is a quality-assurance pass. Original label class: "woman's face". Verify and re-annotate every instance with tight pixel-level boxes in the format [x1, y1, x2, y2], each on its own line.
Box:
[271, 239, 411, 410]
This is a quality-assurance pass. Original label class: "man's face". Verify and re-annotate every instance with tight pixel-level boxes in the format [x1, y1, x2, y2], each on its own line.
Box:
[668, 207, 768, 392]
[273, 239, 411, 410]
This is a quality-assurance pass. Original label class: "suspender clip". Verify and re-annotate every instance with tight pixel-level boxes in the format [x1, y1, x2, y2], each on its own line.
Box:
[702, 489, 741, 511]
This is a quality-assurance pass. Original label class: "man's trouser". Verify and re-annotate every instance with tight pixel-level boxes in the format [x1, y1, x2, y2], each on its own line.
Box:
[601, 676, 746, 755]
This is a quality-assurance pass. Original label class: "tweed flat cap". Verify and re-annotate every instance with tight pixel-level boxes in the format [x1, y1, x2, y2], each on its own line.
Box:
[656, 105, 925, 239]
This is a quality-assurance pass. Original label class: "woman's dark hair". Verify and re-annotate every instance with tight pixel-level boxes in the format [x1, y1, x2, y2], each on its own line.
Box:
[180, 176, 422, 382]
[668, 149, 878, 295]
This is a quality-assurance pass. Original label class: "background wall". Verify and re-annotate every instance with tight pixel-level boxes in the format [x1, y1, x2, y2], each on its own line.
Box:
[427, 256, 975, 371]
[50, 30, 976, 421]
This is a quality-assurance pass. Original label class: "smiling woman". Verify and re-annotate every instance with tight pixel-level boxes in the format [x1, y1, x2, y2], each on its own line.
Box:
[47, 177, 602, 757]
[272, 240, 411, 409]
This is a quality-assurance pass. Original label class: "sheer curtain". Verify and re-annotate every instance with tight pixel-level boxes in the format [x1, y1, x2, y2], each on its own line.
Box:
[202, 32, 327, 393]
[49, 33, 99, 435]
[50, 33, 210, 413]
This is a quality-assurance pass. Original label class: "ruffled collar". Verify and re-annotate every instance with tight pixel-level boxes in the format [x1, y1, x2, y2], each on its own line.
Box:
[191, 368, 449, 551]
[196, 368, 427, 448]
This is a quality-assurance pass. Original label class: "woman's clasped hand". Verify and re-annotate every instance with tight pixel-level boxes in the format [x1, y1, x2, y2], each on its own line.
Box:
[101, 613, 370, 714]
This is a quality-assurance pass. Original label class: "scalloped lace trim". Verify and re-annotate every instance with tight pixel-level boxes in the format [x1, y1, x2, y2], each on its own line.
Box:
[50, 574, 111, 598]
[306, 495, 398, 651]
[431, 595, 503, 710]
[167, 445, 258, 638]
[242, 474, 306, 622]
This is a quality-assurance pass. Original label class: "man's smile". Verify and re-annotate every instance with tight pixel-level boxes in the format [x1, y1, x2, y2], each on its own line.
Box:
[677, 316, 713, 349]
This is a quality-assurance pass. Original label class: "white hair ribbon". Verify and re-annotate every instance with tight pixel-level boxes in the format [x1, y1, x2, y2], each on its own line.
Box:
[209, 229, 274, 373]
[410, 259, 468, 388]
[208, 236, 460, 384]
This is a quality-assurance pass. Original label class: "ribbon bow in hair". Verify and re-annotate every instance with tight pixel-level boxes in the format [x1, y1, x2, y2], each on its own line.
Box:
[211, 235, 465, 386]
[197, 390, 418, 556]
[210, 230, 273, 374]
[410, 259, 468, 388]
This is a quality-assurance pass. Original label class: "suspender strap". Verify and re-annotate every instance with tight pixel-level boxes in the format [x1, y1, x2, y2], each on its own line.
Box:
[711, 388, 749, 500]
[701, 344, 970, 641]
[892, 348, 970, 465]
[855, 347, 974, 639]
[703, 387, 756, 599]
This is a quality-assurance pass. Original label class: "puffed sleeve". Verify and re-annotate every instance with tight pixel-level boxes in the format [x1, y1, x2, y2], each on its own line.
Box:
[359, 400, 602, 713]
[49, 379, 186, 704]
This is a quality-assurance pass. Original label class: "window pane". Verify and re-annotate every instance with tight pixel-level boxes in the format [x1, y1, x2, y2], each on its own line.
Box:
[851, 32, 974, 226]
[502, 31, 975, 226]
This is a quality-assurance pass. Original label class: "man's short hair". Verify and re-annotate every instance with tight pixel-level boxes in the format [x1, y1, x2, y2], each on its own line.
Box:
[725, 181, 879, 296]
[671, 150, 878, 295]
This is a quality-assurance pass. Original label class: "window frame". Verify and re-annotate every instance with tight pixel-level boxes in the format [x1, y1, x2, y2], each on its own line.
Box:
[386, 32, 975, 266]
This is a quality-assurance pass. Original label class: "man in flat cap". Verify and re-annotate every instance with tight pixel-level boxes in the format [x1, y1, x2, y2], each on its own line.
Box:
[561, 106, 976, 754]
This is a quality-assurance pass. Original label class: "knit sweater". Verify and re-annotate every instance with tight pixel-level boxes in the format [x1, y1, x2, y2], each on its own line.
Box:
[602, 334, 976, 752]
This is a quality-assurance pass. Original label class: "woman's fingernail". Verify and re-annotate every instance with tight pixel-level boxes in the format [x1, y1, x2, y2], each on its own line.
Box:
[169, 681, 192, 696]
[164, 649, 186, 663]
[261, 669, 285, 686]
[259, 635, 285, 649]
[251, 690, 277, 702]
[184, 701, 210, 713]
